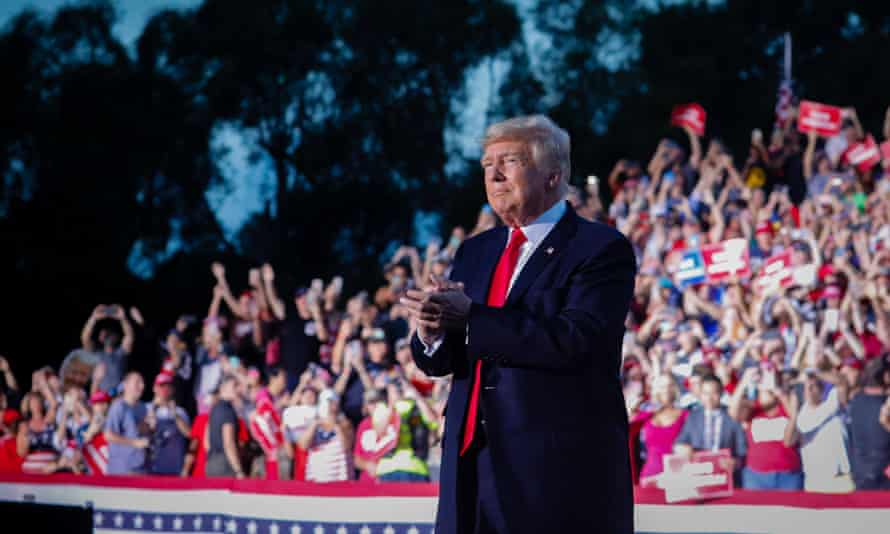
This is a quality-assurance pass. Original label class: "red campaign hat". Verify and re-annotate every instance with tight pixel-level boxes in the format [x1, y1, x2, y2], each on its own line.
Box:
[89, 390, 112, 405]
[154, 372, 174, 386]
[818, 264, 836, 280]
[2, 408, 22, 426]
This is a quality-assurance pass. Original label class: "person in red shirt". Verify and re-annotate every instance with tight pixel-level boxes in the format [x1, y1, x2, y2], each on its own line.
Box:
[729, 365, 802, 490]
[353, 389, 398, 481]
[0, 413, 24, 473]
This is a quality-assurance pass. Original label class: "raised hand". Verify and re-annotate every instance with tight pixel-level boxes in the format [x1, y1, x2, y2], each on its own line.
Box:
[248, 268, 262, 288]
[211, 262, 226, 281]
[261, 263, 275, 283]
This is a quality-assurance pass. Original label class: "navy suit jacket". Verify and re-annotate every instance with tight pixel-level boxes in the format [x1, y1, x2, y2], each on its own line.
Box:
[410, 203, 636, 534]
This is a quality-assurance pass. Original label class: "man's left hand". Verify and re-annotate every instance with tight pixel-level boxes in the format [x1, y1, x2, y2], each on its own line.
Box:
[429, 288, 472, 331]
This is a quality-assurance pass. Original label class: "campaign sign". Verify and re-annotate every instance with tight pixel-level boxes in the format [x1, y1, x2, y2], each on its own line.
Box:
[674, 249, 707, 288]
[700, 238, 750, 282]
[797, 100, 842, 137]
[756, 249, 793, 292]
[642, 450, 734, 503]
[845, 134, 881, 173]
[670, 103, 706, 136]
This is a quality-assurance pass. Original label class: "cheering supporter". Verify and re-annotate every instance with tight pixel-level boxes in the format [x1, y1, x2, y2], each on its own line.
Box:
[104, 372, 150, 475]
[729, 366, 803, 490]
[248, 366, 291, 479]
[81, 304, 134, 395]
[375, 372, 437, 482]
[353, 389, 398, 481]
[299, 388, 353, 483]
[81, 390, 111, 475]
[847, 358, 890, 490]
[18, 379, 60, 474]
[787, 370, 853, 492]
[673, 375, 748, 479]
[637, 374, 689, 481]
[146, 373, 191, 475]
[206, 375, 246, 478]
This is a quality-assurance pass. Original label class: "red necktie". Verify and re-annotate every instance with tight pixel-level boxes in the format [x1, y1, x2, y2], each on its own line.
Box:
[460, 227, 527, 455]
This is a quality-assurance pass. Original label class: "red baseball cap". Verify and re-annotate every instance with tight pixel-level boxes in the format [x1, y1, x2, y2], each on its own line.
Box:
[154, 372, 174, 386]
[89, 391, 112, 405]
[2, 408, 22, 426]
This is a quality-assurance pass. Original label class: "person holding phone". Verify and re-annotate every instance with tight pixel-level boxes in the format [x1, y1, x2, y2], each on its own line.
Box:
[728, 365, 803, 490]
[80, 304, 134, 395]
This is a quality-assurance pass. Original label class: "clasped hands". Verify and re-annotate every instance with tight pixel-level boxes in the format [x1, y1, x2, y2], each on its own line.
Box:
[400, 275, 472, 345]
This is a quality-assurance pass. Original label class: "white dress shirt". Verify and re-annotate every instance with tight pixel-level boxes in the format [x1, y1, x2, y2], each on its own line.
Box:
[422, 199, 567, 355]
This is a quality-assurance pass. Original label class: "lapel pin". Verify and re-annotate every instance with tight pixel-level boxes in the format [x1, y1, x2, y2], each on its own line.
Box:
[546, 247, 555, 255]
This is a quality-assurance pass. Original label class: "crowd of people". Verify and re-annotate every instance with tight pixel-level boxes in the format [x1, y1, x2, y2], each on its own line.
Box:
[1, 103, 890, 494]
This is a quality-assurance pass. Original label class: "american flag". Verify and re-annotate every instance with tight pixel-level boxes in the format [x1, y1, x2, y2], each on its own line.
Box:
[91, 510, 433, 534]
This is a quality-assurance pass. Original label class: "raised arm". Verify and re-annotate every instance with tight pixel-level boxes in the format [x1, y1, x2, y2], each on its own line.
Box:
[683, 125, 702, 170]
[81, 305, 105, 351]
[110, 305, 134, 354]
[803, 130, 817, 179]
[261, 263, 286, 321]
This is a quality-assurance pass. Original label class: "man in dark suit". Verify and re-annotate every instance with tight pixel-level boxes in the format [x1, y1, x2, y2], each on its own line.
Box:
[674, 374, 747, 477]
[401, 115, 636, 534]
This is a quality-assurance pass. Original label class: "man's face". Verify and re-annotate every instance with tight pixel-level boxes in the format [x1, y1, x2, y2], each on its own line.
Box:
[125, 374, 144, 400]
[804, 376, 823, 405]
[700, 381, 721, 410]
[481, 140, 555, 226]
[269, 371, 286, 393]
[154, 383, 172, 402]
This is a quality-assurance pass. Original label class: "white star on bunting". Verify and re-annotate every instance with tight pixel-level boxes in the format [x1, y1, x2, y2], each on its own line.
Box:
[313, 525, 325, 534]
[173, 516, 183, 531]
[268, 523, 279, 534]
[133, 515, 144, 529]
[247, 520, 258, 534]
[383, 526, 395, 534]
[336, 526, 347, 534]
[194, 517, 204, 530]
[407, 527, 420, 534]
[114, 513, 124, 528]
[154, 515, 164, 530]
[290, 525, 302, 534]
[94, 512, 104, 526]
[213, 517, 223, 531]
[359, 526, 371, 534]
[226, 519, 238, 533]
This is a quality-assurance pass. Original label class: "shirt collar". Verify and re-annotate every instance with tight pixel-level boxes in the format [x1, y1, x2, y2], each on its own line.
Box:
[511, 199, 567, 246]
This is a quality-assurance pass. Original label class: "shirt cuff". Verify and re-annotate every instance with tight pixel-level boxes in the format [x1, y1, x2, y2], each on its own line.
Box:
[419, 335, 445, 356]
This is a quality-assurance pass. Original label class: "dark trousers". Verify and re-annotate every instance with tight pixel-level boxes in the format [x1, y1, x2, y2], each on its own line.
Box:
[456, 420, 508, 534]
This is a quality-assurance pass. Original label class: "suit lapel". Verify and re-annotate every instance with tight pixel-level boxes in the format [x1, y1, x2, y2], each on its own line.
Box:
[505, 202, 578, 307]
[467, 226, 508, 304]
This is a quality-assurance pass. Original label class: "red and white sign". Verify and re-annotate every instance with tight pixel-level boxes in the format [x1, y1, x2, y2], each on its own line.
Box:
[845, 134, 882, 173]
[756, 249, 793, 292]
[701, 238, 750, 282]
[797, 100, 843, 137]
[671, 103, 707, 136]
[641, 450, 734, 503]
